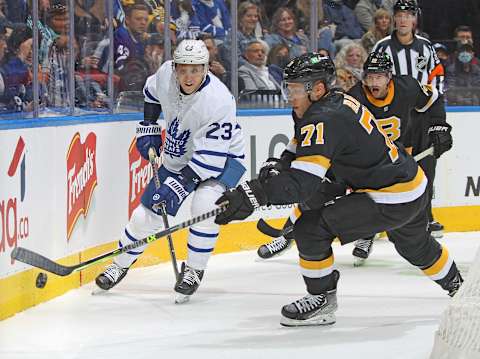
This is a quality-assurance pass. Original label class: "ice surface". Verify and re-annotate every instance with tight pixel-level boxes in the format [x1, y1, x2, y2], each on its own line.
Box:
[1, 233, 479, 359]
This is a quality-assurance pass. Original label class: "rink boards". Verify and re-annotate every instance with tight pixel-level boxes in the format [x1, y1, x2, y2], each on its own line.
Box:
[1, 110, 479, 320]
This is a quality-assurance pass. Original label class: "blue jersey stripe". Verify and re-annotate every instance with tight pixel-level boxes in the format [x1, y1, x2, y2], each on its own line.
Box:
[144, 87, 160, 103]
[191, 157, 223, 173]
[187, 243, 214, 253]
[190, 228, 218, 238]
[195, 150, 245, 159]
[125, 229, 139, 242]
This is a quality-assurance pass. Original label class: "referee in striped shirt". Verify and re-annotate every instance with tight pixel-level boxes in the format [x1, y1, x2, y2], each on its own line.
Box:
[372, 0, 450, 238]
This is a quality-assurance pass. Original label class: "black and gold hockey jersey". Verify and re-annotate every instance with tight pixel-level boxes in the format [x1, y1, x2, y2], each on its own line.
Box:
[263, 91, 427, 205]
[348, 75, 439, 149]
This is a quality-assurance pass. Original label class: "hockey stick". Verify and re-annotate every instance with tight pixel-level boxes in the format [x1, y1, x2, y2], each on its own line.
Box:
[11, 206, 226, 277]
[148, 148, 180, 282]
[257, 218, 293, 238]
[256, 146, 435, 238]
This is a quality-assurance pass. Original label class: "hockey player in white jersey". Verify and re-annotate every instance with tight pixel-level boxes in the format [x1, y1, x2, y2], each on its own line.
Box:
[95, 39, 246, 303]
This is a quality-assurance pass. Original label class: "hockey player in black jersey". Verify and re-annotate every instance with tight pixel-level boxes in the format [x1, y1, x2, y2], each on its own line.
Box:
[215, 53, 462, 327]
[255, 51, 452, 263]
[349, 51, 452, 265]
[373, 0, 446, 238]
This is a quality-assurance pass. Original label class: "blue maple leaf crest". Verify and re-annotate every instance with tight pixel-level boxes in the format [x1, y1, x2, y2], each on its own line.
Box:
[164, 118, 191, 158]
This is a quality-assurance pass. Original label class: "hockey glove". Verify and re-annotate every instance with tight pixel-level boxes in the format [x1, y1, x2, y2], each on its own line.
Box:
[215, 179, 268, 225]
[428, 123, 452, 158]
[136, 121, 162, 160]
[258, 150, 295, 183]
[152, 167, 200, 216]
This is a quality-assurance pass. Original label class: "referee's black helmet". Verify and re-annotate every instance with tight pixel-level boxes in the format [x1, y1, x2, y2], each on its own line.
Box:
[393, 0, 418, 15]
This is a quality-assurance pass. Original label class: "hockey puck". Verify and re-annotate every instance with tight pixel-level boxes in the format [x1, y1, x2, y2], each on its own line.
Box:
[35, 272, 48, 288]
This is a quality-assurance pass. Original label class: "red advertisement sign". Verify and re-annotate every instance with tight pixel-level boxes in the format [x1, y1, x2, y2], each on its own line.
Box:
[66, 132, 97, 240]
[128, 138, 152, 219]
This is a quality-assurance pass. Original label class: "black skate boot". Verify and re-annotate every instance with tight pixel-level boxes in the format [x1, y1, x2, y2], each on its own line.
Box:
[429, 221, 444, 239]
[257, 236, 293, 259]
[446, 272, 464, 297]
[174, 262, 204, 304]
[95, 262, 129, 290]
[352, 235, 376, 267]
[280, 270, 340, 327]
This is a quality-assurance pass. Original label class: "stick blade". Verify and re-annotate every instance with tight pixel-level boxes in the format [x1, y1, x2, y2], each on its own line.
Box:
[256, 218, 283, 238]
[11, 247, 74, 276]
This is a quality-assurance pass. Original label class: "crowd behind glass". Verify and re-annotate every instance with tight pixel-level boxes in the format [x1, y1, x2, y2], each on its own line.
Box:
[1, 0, 479, 119]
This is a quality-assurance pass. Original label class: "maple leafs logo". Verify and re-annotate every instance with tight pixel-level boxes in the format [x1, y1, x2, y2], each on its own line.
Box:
[164, 118, 191, 158]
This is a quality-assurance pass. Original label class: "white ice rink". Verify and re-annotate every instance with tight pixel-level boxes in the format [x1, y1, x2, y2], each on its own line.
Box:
[1, 232, 479, 359]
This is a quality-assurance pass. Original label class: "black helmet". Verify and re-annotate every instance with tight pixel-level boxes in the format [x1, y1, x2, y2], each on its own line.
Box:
[283, 52, 336, 90]
[393, 0, 418, 15]
[363, 52, 393, 74]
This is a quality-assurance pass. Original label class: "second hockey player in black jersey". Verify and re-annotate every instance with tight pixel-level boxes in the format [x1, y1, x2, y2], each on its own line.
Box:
[348, 51, 452, 264]
[215, 53, 462, 327]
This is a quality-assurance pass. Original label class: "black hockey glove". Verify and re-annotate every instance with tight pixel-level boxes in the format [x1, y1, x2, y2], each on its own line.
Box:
[428, 123, 452, 158]
[215, 180, 268, 225]
[258, 150, 295, 183]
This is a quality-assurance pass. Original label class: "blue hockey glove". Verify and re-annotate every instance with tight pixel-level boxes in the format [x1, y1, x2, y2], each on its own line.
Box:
[136, 121, 162, 160]
[151, 167, 200, 216]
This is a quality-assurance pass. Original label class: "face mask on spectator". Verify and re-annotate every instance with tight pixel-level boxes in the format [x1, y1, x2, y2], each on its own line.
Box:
[458, 51, 473, 64]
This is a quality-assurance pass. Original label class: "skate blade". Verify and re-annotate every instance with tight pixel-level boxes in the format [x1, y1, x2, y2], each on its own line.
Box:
[175, 293, 191, 304]
[280, 313, 336, 327]
[91, 287, 108, 296]
[353, 257, 366, 267]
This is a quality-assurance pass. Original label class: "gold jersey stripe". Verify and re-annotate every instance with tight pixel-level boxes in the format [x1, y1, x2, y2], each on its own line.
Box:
[423, 246, 449, 276]
[357, 167, 426, 194]
[300, 255, 334, 270]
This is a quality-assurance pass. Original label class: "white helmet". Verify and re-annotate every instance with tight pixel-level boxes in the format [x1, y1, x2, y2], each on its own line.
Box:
[173, 39, 209, 65]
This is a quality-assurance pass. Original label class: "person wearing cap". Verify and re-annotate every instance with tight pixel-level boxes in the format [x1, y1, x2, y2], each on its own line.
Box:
[445, 41, 480, 106]
[372, 0, 448, 240]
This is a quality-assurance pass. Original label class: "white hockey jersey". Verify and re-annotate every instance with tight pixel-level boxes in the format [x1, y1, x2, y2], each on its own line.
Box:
[143, 61, 245, 182]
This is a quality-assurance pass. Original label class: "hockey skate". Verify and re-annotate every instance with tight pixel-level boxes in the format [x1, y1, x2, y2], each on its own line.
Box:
[257, 236, 293, 259]
[446, 272, 464, 297]
[352, 234, 376, 267]
[280, 270, 340, 327]
[174, 262, 204, 304]
[429, 221, 444, 239]
[95, 262, 129, 291]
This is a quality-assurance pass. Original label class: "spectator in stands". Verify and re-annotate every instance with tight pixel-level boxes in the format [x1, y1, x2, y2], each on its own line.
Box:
[192, 0, 231, 43]
[200, 33, 230, 86]
[1, 25, 34, 112]
[446, 41, 480, 106]
[454, 25, 474, 45]
[265, 7, 308, 60]
[172, 0, 201, 41]
[148, 15, 177, 47]
[112, 4, 149, 72]
[335, 41, 367, 90]
[238, 40, 281, 91]
[354, 0, 382, 32]
[43, 0, 71, 108]
[323, 0, 364, 49]
[144, 33, 164, 75]
[361, 8, 392, 53]
[237, 2, 263, 54]
[266, 43, 289, 84]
